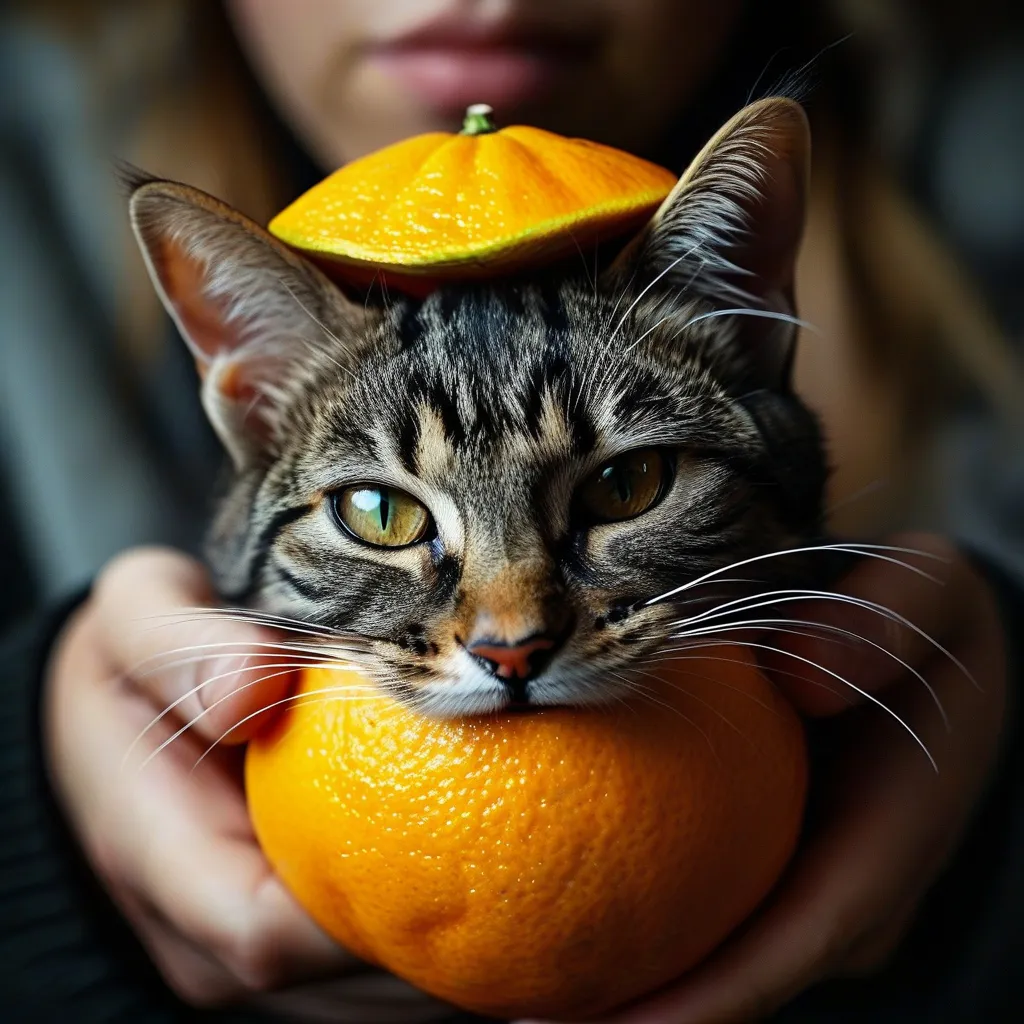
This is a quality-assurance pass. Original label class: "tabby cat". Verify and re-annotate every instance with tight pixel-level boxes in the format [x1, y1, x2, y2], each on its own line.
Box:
[129, 98, 828, 719]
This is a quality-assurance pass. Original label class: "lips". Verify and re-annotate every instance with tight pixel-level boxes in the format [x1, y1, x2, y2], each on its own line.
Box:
[367, 15, 595, 115]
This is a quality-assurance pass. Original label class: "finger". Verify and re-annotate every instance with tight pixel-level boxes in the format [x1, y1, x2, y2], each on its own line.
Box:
[93, 546, 296, 745]
[837, 890, 922, 977]
[252, 973, 455, 1023]
[762, 533, 972, 715]
[113, 887, 243, 1007]
[73, 649, 360, 999]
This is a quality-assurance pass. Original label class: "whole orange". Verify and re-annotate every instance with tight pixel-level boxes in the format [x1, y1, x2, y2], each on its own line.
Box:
[245, 645, 806, 1020]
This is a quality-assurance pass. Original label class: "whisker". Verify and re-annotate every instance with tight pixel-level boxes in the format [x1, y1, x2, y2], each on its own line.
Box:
[609, 670, 720, 761]
[607, 669, 683, 718]
[131, 646, 339, 681]
[148, 606, 361, 641]
[620, 315, 670, 357]
[192, 684, 388, 771]
[125, 639, 367, 679]
[657, 617, 949, 729]
[602, 250, 694, 350]
[126, 659, 360, 769]
[646, 542, 950, 607]
[626, 665, 752, 735]
[694, 639, 937, 770]
[642, 646, 855, 705]
[645, 620, 865, 660]
[664, 588, 977, 692]
[681, 307, 820, 334]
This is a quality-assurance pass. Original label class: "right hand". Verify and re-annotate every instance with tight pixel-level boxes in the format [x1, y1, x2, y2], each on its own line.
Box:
[43, 546, 451, 1022]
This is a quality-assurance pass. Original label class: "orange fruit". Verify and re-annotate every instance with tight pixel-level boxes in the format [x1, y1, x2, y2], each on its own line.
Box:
[267, 104, 676, 294]
[245, 645, 806, 1020]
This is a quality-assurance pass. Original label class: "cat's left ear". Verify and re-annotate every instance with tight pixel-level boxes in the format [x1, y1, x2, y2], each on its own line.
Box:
[606, 98, 811, 387]
[129, 177, 365, 468]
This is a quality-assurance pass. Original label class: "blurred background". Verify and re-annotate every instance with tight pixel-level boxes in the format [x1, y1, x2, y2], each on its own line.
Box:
[1, 0, 1023, 628]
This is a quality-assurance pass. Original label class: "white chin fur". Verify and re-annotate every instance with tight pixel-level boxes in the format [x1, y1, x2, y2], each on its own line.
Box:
[412, 650, 631, 719]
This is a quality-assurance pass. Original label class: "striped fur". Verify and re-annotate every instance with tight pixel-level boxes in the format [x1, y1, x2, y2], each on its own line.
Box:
[132, 99, 828, 717]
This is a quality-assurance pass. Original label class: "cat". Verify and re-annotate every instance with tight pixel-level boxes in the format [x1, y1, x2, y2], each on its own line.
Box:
[129, 97, 829, 720]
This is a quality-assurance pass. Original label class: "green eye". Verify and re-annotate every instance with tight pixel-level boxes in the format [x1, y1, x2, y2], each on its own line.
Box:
[334, 486, 432, 547]
[577, 448, 669, 523]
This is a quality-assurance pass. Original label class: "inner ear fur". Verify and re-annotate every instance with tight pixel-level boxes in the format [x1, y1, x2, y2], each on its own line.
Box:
[129, 179, 360, 371]
[129, 178, 363, 466]
[608, 97, 812, 308]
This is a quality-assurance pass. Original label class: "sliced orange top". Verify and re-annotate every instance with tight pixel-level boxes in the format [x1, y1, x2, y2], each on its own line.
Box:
[268, 105, 677, 284]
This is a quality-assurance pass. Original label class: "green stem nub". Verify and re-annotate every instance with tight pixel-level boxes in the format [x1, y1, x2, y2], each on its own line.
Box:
[461, 103, 497, 136]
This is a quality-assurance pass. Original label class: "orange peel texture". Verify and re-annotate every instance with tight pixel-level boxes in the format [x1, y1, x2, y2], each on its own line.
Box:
[268, 113, 676, 290]
[245, 646, 806, 1020]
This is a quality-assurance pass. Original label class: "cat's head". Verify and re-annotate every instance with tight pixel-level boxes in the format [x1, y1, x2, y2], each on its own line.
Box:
[130, 98, 827, 717]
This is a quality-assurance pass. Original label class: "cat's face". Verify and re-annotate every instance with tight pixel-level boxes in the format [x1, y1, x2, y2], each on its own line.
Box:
[131, 98, 826, 717]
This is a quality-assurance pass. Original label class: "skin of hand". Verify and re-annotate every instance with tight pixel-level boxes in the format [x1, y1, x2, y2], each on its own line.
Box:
[516, 532, 1009, 1024]
[43, 546, 451, 1023]
[43, 535, 1008, 1022]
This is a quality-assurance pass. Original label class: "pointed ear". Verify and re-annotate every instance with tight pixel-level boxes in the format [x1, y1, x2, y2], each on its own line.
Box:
[129, 178, 363, 467]
[606, 98, 811, 386]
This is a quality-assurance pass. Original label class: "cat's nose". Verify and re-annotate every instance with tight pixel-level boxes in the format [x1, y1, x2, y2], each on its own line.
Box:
[466, 634, 562, 683]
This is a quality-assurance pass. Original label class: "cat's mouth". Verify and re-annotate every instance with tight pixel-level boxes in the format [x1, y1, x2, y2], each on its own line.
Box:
[378, 627, 670, 720]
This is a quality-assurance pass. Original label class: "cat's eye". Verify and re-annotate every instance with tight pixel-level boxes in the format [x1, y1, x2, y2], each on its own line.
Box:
[333, 486, 432, 548]
[576, 448, 670, 524]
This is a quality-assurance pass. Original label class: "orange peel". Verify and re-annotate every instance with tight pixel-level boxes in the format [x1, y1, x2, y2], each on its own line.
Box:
[268, 104, 676, 289]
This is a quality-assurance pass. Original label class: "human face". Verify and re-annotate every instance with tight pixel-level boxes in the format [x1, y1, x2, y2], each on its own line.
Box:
[227, 0, 743, 167]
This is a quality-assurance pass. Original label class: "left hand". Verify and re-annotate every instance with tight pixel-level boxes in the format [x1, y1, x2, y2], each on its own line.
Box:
[517, 532, 1009, 1024]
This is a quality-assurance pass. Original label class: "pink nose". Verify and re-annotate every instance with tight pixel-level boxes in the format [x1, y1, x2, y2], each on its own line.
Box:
[467, 636, 558, 681]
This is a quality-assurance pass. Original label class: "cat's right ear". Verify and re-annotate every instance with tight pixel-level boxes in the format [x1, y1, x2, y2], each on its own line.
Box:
[129, 178, 364, 468]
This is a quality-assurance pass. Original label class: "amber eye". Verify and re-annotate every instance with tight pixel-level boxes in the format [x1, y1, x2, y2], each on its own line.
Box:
[576, 449, 670, 524]
[333, 486, 432, 548]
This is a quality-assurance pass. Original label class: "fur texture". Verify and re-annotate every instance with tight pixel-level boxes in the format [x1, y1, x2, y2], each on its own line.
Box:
[130, 99, 829, 718]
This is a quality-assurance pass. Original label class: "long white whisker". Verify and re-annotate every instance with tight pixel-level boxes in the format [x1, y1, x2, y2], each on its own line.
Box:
[138, 670, 378, 773]
[605, 250, 694, 348]
[658, 618, 949, 729]
[192, 683, 387, 771]
[666, 589, 910, 632]
[132, 647, 340, 681]
[681, 307, 820, 334]
[125, 639, 367, 678]
[147, 607, 361, 642]
[620, 315, 670, 357]
[650, 637, 935, 766]
[152, 604, 358, 635]
[641, 646, 854, 704]
[646, 542, 949, 607]
[713, 640, 936, 769]
[126, 658, 360, 769]
[664, 588, 976, 691]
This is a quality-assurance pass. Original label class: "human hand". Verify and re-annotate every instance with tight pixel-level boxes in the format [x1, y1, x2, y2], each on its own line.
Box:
[43, 547, 450, 1022]
[517, 533, 1008, 1024]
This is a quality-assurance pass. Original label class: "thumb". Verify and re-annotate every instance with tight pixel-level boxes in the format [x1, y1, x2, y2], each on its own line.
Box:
[94, 547, 298, 748]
